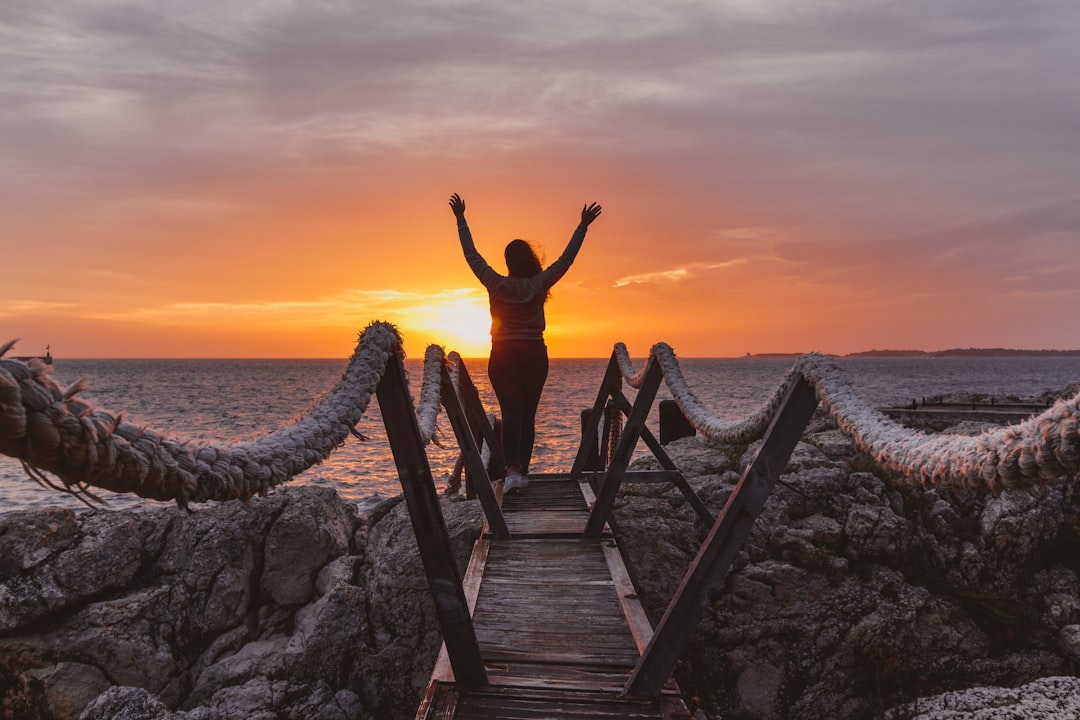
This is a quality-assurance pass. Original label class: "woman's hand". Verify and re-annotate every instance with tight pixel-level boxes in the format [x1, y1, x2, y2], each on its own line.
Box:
[449, 193, 466, 220]
[580, 202, 602, 227]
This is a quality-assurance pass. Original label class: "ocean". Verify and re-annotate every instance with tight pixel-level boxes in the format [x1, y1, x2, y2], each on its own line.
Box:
[4, 355, 1080, 518]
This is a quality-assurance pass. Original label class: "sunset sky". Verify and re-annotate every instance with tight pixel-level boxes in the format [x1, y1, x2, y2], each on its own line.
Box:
[3, 1, 1079, 359]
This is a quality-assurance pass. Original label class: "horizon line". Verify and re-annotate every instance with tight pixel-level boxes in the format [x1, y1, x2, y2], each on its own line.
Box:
[23, 347, 1080, 362]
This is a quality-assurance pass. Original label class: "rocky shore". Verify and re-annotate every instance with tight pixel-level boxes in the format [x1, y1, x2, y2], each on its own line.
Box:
[2, 394, 1080, 719]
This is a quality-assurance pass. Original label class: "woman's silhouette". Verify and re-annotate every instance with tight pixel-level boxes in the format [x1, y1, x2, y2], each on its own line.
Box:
[450, 193, 602, 491]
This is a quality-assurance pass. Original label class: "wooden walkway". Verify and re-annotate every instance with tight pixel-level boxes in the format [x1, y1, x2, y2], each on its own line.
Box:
[374, 348, 822, 719]
[418, 474, 690, 719]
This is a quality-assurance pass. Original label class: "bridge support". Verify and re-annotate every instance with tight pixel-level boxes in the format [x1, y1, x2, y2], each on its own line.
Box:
[452, 358, 506, 495]
[439, 363, 510, 539]
[624, 374, 819, 697]
[579, 355, 714, 536]
[376, 353, 487, 686]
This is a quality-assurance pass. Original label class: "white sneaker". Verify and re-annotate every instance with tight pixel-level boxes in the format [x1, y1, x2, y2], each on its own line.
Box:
[504, 471, 529, 493]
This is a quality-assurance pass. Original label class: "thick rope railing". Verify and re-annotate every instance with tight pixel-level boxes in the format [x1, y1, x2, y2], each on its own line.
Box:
[416, 345, 447, 444]
[799, 353, 1080, 493]
[614, 344, 1080, 493]
[615, 342, 792, 445]
[0, 322, 408, 508]
[444, 350, 494, 471]
[12, 326, 1072, 506]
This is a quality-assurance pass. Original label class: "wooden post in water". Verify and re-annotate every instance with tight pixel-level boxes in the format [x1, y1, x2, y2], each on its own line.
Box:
[580, 409, 603, 471]
[659, 399, 696, 445]
[624, 374, 819, 697]
[440, 363, 510, 539]
[376, 353, 487, 686]
[579, 400, 618, 472]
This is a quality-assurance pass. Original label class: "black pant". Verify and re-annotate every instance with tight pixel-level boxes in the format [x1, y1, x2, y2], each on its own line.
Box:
[488, 339, 549, 474]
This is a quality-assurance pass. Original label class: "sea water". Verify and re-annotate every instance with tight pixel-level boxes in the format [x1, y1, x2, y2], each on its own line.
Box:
[3, 356, 1080, 517]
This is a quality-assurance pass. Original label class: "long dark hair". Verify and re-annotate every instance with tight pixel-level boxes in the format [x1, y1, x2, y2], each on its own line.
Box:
[504, 239, 543, 278]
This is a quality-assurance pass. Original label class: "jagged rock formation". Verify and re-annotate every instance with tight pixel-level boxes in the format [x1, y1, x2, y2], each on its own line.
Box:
[618, 410, 1080, 719]
[0, 487, 481, 720]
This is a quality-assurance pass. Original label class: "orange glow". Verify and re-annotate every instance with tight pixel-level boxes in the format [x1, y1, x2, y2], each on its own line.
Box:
[396, 292, 493, 358]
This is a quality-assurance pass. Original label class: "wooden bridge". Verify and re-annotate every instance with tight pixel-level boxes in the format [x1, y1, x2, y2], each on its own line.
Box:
[374, 350, 820, 719]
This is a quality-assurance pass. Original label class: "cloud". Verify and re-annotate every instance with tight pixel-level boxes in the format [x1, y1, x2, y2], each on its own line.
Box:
[0, 300, 77, 318]
[3, 1, 1080, 355]
[613, 259, 747, 287]
[4, 1, 1079, 205]
[79, 288, 487, 327]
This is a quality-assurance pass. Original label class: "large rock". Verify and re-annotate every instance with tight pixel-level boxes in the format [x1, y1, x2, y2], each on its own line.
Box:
[618, 430, 1079, 720]
[0, 486, 380, 719]
[880, 675, 1080, 719]
[0, 484, 484, 720]
[0, 509, 154, 631]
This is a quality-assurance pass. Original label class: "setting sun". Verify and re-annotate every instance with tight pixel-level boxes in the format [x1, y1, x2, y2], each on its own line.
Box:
[401, 292, 492, 357]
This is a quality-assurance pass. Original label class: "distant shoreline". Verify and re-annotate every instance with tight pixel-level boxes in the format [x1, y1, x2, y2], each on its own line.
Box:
[745, 348, 1080, 359]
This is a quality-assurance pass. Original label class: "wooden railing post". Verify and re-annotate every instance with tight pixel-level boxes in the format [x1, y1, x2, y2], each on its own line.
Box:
[375, 352, 487, 686]
[440, 363, 510, 539]
[580, 409, 603, 471]
[455, 360, 505, 489]
[570, 351, 625, 480]
[584, 357, 664, 538]
[624, 374, 818, 697]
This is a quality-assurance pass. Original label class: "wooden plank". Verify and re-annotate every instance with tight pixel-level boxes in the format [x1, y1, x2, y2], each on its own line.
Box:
[625, 374, 819, 697]
[415, 537, 693, 718]
[416, 680, 458, 720]
[484, 662, 634, 691]
[480, 648, 640, 667]
[440, 364, 510, 539]
[501, 485, 587, 511]
[432, 538, 491, 682]
[504, 511, 593, 537]
[600, 538, 654, 655]
[449, 685, 689, 719]
[376, 353, 487, 687]
[471, 538, 642, 669]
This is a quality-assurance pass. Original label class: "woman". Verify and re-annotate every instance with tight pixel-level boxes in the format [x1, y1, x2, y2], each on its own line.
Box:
[449, 193, 602, 491]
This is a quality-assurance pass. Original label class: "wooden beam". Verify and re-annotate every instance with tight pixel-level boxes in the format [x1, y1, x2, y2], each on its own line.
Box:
[431, 538, 492, 682]
[440, 364, 510, 540]
[455, 360, 505, 483]
[584, 358, 663, 538]
[608, 390, 714, 526]
[569, 352, 624, 480]
[376, 353, 487, 687]
[624, 374, 819, 697]
[600, 538, 654, 655]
